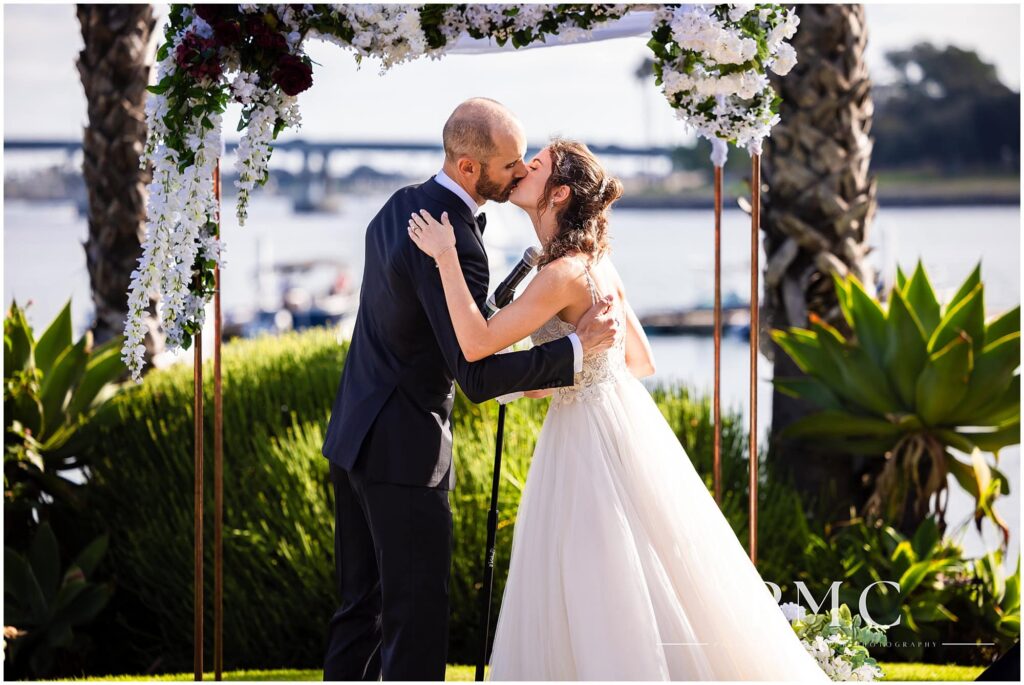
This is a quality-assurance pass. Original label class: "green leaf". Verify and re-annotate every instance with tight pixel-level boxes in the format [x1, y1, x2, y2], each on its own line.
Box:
[38, 332, 90, 437]
[895, 264, 907, 291]
[847, 274, 888, 370]
[916, 335, 972, 425]
[66, 335, 126, 421]
[959, 422, 1020, 457]
[69, 534, 108, 579]
[928, 282, 984, 355]
[946, 332, 1020, 424]
[771, 376, 844, 410]
[5, 298, 35, 371]
[1000, 556, 1020, 612]
[903, 259, 942, 336]
[4, 547, 48, 622]
[891, 539, 916, 577]
[884, 287, 928, 408]
[780, 410, 902, 440]
[948, 453, 981, 498]
[54, 582, 112, 627]
[813, 318, 900, 415]
[911, 516, 941, 558]
[985, 305, 1020, 345]
[28, 521, 60, 602]
[770, 328, 846, 390]
[51, 578, 87, 614]
[899, 559, 936, 595]
[832, 271, 854, 327]
[804, 436, 904, 455]
[34, 298, 72, 376]
[944, 261, 981, 318]
[972, 374, 1020, 426]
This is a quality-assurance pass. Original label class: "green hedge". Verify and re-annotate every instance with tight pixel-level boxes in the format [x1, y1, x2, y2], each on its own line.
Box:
[81, 326, 807, 674]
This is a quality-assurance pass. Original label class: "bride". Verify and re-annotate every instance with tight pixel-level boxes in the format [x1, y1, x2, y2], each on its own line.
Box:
[407, 138, 830, 681]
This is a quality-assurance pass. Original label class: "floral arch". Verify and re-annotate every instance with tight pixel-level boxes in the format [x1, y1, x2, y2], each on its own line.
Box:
[122, 3, 799, 679]
[124, 2, 798, 379]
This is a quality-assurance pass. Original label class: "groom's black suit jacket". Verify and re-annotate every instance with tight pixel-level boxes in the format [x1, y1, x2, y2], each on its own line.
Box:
[321, 176, 576, 490]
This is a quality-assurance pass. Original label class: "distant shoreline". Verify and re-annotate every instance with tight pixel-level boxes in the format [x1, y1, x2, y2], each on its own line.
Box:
[615, 193, 1020, 210]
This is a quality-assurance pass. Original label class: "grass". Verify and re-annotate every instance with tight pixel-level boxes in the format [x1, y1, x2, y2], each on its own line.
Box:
[57, 661, 988, 681]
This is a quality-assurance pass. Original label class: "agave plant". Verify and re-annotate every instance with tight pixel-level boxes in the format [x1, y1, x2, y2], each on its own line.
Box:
[3, 521, 112, 676]
[770, 260, 1019, 546]
[4, 298, 126, 532]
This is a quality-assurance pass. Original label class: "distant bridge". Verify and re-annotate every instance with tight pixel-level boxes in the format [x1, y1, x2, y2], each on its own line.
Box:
[4, 137, 674, 158]
[5, 137, 677, 214]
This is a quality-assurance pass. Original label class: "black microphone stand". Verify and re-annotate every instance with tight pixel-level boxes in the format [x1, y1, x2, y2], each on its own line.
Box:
[475, 277, 527, 682]
[475, 396, 506, 682]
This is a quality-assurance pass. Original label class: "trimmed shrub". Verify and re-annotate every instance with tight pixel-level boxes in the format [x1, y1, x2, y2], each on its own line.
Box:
[81, 326, 803, 672]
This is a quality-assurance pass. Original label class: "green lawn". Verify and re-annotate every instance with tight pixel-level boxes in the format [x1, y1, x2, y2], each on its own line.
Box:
[57, 661, 987, 681]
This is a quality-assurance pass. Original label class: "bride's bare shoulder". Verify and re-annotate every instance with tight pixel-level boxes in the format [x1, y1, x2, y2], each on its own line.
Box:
[536, 253, 588, 285]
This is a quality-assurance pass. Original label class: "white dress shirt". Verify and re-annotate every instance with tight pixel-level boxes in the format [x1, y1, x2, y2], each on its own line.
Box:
[432, 169, 584, 399]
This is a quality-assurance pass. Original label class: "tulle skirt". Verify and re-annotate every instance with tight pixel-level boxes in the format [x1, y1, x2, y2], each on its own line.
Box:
[485, 371, 831, 681]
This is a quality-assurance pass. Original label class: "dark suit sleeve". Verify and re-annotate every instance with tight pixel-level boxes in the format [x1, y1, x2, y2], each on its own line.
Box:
[406, 221, 575, 404]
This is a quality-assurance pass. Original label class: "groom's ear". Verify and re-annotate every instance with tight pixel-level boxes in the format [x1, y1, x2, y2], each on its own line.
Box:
[456, 157, 478, 178]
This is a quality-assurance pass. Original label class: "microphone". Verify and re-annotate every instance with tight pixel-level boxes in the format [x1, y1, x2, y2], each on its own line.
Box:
[485, 246, 542, 318]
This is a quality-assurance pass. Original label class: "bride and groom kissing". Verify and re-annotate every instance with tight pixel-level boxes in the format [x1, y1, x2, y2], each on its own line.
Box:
[320, 98, 829, 681]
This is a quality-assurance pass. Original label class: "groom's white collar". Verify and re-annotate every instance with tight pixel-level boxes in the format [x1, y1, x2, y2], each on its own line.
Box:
[435, 168, 485, 217]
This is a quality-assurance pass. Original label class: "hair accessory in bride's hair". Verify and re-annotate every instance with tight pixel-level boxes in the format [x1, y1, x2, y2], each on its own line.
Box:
[598, 176, 608, 197]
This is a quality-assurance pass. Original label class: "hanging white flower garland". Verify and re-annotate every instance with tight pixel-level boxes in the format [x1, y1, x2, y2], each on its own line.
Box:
[123, 3, 799, 382]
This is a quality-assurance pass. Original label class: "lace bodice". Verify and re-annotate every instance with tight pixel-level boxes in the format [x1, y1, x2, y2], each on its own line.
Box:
[529, 256, 628, 406]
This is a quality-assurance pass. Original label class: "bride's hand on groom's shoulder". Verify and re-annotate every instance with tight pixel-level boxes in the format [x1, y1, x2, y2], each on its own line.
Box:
[408, 209, 456, 260]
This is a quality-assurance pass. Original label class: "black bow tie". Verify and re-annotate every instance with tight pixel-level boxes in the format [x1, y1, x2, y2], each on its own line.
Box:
[475, 212, 486, 235]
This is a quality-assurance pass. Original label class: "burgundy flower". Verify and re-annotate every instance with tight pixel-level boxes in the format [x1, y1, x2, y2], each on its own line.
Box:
[193, 4, 231, 25]
[272, 53, 313, 96]
[245, 14, 288, 53]
[175, 30, 223, 82]
[211, 19, 242, 47]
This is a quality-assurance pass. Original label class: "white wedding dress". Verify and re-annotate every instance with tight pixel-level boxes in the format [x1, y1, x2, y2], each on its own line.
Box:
[485, 256, 830, 681]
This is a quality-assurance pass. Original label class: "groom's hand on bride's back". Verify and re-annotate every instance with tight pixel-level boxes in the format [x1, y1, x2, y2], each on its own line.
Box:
[576, 295, 621, 356]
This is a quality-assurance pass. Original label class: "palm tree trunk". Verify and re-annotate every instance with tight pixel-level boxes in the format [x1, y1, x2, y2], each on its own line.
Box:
[76, 4, 164, 376]
[761, 4, 880, 522]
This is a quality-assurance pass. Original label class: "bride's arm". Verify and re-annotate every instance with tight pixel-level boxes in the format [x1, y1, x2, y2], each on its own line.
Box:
[408, 209, 577, 362]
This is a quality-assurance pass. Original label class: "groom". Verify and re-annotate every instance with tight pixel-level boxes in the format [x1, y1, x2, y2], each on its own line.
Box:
[320, 97, 621, 681]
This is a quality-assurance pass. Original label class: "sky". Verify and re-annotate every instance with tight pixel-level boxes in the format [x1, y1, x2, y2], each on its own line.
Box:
[2, 1, 1021, 149]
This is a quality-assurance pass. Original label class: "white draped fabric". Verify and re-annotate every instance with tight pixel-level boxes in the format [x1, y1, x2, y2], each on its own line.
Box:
[445, 10, 660, 54]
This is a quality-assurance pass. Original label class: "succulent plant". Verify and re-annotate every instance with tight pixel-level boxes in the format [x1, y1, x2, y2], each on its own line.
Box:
[770, 260, 1018, 546]
[3, 521, 112, 676]
[4, 298, 126, 525]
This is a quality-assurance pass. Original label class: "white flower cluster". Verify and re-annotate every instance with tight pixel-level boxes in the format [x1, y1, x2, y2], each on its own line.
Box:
[232, 74, 302, 226]
[124, 10, 228, 382]
[334, 4, 433, 71]
[441, 4, 629, 49]
[803, 635, 885, 681]
[782, 603, 886, 682]
[652, 4, 800, 158]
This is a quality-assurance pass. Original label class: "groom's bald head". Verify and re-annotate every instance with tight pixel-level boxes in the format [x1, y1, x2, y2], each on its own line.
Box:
[441, 97, 528, 204]
[442, 97, 524, 163]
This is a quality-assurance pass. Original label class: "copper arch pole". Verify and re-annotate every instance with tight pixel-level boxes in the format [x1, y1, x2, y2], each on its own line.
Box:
[713, 166, 723, 506]
[748, 153, 761, 565]
[193, 295, 204, 679]
[214, 160, 224, 681]
[194, 161, 225, 682]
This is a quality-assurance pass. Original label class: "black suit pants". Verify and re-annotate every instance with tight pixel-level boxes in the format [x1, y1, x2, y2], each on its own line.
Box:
[323, 430, 454, 681]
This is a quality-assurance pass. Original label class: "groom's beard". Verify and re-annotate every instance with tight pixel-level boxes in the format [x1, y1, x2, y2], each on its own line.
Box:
[476, 163, 517, 203]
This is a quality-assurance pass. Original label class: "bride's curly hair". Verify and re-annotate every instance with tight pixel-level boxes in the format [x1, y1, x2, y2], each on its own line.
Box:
[536, 138, 624, 267]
